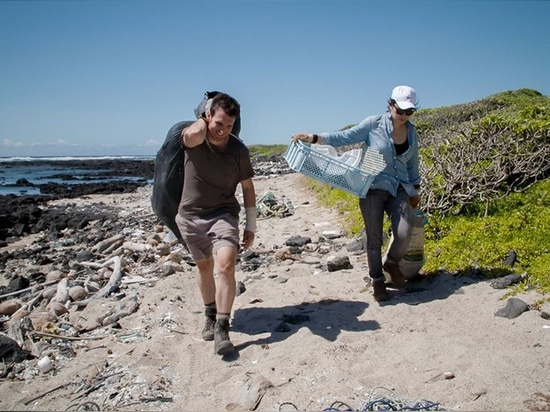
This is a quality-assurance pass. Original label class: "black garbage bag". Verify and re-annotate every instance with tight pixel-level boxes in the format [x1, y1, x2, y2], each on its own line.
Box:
[151, 91, 241, 247]
[151, 120, 193, 245]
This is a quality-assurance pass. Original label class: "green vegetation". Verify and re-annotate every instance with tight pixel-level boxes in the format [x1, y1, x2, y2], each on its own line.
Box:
[423, 179, 550, 294]
[248, 144, 287, 160]
[250, 89, 550, 294]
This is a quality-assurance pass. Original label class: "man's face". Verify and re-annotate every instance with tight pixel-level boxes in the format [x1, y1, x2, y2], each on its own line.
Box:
[206, 108, 235, 145]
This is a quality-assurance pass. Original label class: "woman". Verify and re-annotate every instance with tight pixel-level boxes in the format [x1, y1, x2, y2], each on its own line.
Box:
[292, 85, 421, 302]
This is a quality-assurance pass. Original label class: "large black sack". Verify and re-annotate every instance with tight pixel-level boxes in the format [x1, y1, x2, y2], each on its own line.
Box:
[151, 91, 241, 246]
[151, 120, 193, 245]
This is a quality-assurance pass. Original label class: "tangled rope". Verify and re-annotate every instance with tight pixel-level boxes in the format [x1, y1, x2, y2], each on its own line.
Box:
[278, 386, 444, 411]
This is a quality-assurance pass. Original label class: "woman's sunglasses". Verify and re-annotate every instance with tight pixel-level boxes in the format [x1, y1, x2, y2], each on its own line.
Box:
[394, 105, 416, 116]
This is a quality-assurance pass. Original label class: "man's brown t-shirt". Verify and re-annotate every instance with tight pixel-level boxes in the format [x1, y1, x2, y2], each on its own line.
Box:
[178, 135, 254, 219]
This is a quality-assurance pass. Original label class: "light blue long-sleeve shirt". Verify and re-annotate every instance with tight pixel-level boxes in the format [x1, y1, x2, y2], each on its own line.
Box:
[319, 112, 421, 197]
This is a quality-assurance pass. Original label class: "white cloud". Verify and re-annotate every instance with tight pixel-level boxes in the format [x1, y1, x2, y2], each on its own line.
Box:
[140, 139, 161, 147]
[3, 138, 82, 148]
[3, 138, 24, 148]
[2, 137, 157, 157]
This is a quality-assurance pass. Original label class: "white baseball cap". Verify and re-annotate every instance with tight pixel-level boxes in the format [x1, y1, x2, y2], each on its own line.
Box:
[391, 85, 419, 110]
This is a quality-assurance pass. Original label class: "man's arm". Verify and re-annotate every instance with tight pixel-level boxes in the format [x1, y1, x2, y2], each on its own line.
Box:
[240, 177, 256, 249]
[181, 117, 208, 148]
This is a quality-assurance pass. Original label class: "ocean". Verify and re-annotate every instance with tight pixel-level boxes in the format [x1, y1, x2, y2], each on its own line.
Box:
[0, 155, 155, 196]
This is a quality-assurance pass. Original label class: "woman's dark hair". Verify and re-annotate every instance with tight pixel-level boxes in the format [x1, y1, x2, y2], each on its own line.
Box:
[209, 93, 240, 119]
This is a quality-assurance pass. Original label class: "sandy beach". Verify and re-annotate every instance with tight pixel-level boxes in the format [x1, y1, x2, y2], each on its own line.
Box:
[1, 172, 549, 412]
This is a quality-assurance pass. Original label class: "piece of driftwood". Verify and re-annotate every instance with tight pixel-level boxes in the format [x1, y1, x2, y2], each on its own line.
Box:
[121, 242, 153, 252]
[23, 382, 75, 405]
[75, 256, 122, 307]
[101, 240, 124, 255]
[0, 280, 58, 300]
[97, 294, 139, 326]
[92, 234, 125, 253]
[23, 293, 42, 311]
[79, 257, 119, 269]
[52, 278, 70, 303]
[226, 373, 273, 411]
[29, 330, 104, 341]
[7, 317, 32, 348]
[121, 275, 158, 284]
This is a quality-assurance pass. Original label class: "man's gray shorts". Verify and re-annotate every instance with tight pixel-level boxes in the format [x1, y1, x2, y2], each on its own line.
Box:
[175, 212, 239, 261]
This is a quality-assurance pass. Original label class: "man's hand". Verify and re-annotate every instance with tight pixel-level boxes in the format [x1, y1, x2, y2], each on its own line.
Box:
[182, 117, 208, 148]
[241, 230, 255, 250]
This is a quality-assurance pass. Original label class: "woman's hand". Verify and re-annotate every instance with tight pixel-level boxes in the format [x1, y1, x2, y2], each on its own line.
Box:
[292, 133, 314, 143]
[292, 133, 322, 144]
[409, 195, 421, 208]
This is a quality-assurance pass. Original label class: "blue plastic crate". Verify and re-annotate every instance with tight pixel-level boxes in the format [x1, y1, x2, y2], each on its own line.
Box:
[284, 141, 385, 198]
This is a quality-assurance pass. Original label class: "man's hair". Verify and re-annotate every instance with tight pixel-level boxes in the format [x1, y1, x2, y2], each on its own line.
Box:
[209, 93, 240, 119]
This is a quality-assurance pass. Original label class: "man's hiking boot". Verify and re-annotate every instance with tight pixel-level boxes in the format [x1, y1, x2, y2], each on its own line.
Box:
[201, 314, 216, 341]
[372, 278, 389, 302]
[383, 260, 406, 287]
[214, 318, 234, 355]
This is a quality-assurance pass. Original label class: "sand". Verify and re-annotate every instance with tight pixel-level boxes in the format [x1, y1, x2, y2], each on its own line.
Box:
[1, 172, 549, 412]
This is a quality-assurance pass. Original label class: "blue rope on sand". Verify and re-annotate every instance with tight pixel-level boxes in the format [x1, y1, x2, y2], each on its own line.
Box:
[323, 387, 443, 411]
[278, 387, 444, 411]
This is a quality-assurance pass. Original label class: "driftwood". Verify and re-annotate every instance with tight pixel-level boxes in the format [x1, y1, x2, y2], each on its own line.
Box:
[121, 242, 153, 253]
[0, 280, 58, 300]
[29, 330, 104, 341]
[97, 294, 139, 326]
[22, 382, 75, 405]
[226, 373, 274, 411]
[75, 256, 122, 307]
[7, 317, 33, 348]
[52, 278, 71, 303]
[92, 233, 125, 253]
[102, 239, 124, 255]
[79, 257, 119, 269]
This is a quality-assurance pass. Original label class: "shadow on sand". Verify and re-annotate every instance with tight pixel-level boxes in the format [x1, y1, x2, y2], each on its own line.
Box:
[220, 271, 489, 360]
[231, 298, 378, 352]
[382, 269, 489, 306]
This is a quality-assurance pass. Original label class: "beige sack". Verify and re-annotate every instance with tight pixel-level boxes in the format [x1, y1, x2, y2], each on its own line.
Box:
[384, 208, 427, 280]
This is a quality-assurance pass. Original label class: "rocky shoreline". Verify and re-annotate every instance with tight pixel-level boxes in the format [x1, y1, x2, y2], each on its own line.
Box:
[0, 156, 291, 246]
[0, 159, 154, 246]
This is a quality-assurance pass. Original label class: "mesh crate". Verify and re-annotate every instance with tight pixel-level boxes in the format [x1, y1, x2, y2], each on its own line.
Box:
[284, 141, 386, 198]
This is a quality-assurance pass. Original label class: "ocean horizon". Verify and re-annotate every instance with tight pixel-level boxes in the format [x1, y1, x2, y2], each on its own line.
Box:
[0, 154, 155, 162]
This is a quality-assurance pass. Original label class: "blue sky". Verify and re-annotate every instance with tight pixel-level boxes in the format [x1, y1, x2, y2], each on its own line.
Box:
[1, 0, 549, 157]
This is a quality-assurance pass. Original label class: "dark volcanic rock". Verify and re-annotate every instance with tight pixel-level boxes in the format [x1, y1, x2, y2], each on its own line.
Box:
[0, 155, 292, 243]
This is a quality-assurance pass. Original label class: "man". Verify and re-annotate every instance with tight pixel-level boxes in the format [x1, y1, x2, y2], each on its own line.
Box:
[175, 92, 256, 355]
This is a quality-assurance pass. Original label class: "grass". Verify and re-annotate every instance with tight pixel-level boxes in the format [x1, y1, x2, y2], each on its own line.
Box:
[297, 176, 550, 295]
[248, 144, 288, 159]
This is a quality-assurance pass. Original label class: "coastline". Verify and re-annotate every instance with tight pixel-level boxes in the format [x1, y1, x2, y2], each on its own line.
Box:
[0, 157, 155, 197]
[0, 158, 155, 246]
[0, 172, 548, 411]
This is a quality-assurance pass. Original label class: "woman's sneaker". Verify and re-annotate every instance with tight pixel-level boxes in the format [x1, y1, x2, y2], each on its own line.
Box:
[372, 278, 389, 302]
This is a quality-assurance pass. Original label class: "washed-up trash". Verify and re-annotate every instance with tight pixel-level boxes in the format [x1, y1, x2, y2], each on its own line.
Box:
[256, 192, 294, 218]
